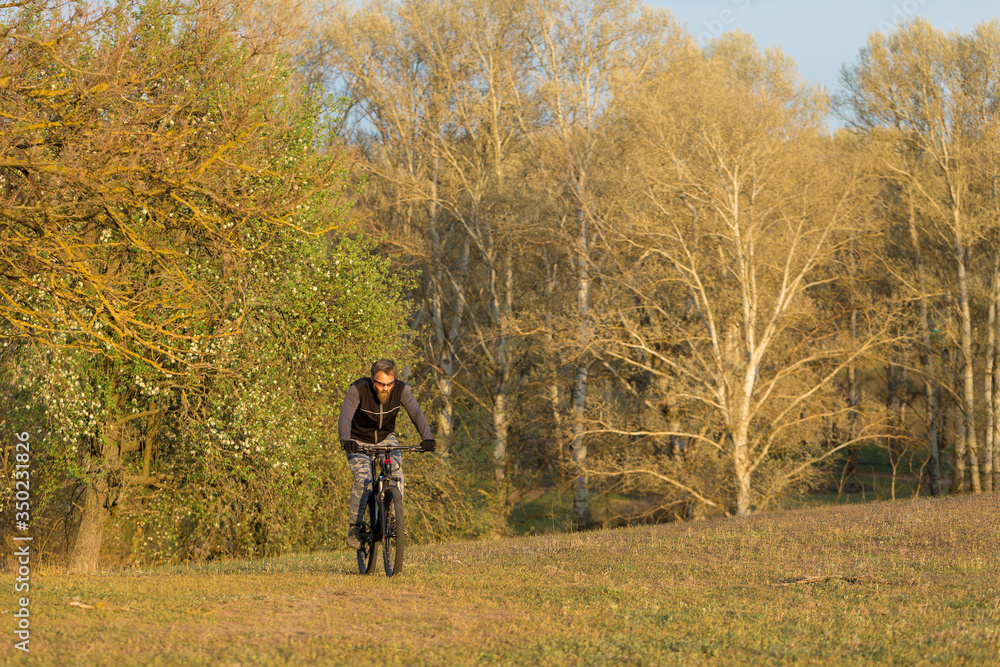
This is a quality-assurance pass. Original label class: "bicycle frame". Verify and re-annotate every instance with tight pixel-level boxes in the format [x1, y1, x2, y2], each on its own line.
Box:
[356, 443, 420, 576]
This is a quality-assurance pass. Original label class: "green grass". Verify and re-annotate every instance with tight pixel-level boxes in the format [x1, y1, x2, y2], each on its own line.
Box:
[3, 493, 999, 665]
[509, 488, 676, 535]
[508, 487, 573, 535]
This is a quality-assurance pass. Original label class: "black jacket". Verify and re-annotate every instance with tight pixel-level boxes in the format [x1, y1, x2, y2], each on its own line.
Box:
[337, 377, 433, 445]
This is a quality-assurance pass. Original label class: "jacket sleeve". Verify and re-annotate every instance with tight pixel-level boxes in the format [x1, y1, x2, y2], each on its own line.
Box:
[400, 384, 434, 441]
[338, 384, 360, 442]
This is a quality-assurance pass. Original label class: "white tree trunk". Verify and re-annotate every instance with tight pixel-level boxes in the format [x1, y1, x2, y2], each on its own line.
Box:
[909, 198, 940, 494]
[571, 203, 591, 529]
[986, 250, 1000, 493]
[492, 391, 509, 484]
[957, 242, 982, 493]
[733, 427, 753, 516]
[848, 310, 861, 476]
[953, 369, 967, 494]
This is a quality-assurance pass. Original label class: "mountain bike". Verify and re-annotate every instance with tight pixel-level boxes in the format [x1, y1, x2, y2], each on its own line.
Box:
[355, 442, 421, 577]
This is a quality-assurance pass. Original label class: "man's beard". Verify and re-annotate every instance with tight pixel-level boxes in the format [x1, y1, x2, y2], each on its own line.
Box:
[377, 389, 391, 404]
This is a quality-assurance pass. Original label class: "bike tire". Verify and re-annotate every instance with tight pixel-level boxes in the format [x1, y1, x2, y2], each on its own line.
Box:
[357, 499, 379, 575]
[382, 485, 405, 577]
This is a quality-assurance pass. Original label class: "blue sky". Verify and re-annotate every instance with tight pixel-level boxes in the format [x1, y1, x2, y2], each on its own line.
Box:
[651, 0, 998, 94]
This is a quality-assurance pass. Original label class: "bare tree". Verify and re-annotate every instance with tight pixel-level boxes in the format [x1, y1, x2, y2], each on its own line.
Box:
[840, 18, 1000, 494]
[600, 33, 890, 516]
[516, 0, 686, 528]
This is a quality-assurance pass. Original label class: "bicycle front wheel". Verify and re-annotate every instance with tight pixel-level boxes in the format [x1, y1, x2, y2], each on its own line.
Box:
[357, 499, 379, 575]
[382, 485, 405, 577]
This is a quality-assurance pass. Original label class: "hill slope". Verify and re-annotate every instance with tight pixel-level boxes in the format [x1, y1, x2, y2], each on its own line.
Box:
[3, 494, 999, 665]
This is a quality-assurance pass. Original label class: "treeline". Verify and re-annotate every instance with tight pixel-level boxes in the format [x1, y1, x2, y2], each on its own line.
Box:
[2, 0, 999, 571]
[319, 0, 1000, 523]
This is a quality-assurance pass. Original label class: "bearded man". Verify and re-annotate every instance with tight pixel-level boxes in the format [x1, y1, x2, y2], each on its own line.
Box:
[337, 359, 435, 549]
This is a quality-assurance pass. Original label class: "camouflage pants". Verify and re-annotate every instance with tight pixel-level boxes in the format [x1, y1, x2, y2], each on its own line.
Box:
[347, 433, 403, 525]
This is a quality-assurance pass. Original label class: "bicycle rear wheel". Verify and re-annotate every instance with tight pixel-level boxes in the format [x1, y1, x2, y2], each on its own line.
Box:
[357, 499, 379, 575]
[382, 485, 405, 577]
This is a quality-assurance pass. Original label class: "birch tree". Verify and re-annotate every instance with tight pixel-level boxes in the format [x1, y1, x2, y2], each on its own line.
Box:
[840, 18, 1000, 494]
[602, 33, 889, 516]
[517, 0, 687, 528]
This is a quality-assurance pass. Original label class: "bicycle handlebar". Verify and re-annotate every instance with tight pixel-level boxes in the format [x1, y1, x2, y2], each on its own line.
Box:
[356, 443, 423, 454]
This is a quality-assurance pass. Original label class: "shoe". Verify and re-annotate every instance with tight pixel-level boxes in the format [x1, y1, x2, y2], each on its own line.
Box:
[346, 524, 361, 550]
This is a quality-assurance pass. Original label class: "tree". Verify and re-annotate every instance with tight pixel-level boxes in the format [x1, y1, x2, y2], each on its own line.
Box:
[601, 33, 890, 516]
[1, 0, 353, 570]
[513, 0, 686, 528]
[839, 18, 1000, 494]
[319, 0, 476, 452]
[137, 233, 416, 561]
[321, 0, 551, 525]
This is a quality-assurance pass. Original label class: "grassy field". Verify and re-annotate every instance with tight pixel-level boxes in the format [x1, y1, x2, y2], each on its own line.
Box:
[3, 493, 999, 665]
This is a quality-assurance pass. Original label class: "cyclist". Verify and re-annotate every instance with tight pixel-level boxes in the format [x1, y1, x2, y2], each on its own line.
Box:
[338, 359, 435, 549]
